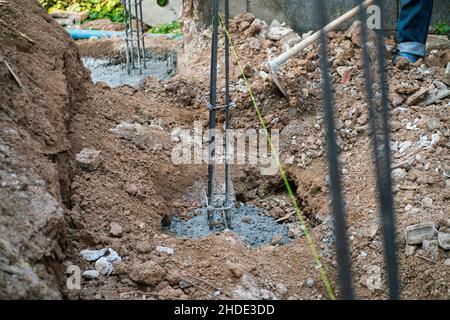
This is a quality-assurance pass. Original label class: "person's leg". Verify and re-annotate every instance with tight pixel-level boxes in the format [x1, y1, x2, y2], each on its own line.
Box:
[396, 0, 434, 62]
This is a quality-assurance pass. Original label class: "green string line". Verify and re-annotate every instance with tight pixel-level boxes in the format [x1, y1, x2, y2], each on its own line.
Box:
[219, 14, 336, 300]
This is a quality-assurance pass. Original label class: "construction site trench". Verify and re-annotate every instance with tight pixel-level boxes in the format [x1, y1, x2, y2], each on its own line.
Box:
[0, 1, 449, 301]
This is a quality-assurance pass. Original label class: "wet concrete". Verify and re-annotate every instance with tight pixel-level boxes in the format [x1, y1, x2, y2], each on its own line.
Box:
[82, 52, 176, 88]
[170, 205, 290, 247]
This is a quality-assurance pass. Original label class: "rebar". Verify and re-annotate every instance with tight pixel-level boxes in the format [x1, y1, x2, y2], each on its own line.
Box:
[206, 0, 234, 230]
[122, 0, 146, 75]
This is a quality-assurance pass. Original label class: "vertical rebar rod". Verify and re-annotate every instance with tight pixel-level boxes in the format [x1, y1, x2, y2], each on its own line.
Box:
[224, 0, 232, 228]
[134, 0, 142, 74]
[123, 1, 131, 74]
[373, 0, 399, 300]
[207, 0, 220, 229]
[315, 0, 354, 300]
[128, 0, 135, 69]
[139, 0, 147, 69]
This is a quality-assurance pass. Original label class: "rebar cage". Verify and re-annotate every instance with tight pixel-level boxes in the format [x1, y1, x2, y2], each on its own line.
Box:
[122, 0, 146, 74]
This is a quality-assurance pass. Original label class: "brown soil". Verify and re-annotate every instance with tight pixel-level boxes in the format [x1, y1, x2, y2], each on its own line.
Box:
[0, 1, 448, 300]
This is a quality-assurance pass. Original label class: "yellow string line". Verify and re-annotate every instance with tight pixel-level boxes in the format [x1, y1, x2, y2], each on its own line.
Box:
[219, 13, 336, 300]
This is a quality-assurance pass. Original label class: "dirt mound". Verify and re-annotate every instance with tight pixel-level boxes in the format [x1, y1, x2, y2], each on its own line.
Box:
[0, 0, 90, 298]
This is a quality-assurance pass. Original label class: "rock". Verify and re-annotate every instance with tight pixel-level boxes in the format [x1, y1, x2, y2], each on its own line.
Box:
[406, 87, 431, 106]
[337, 66, 352, 84]
[391, 168, 407, 182]
[158, 286, 182, 299]
[444, 62, 450, 86]
[405, 245, 416, 257]
[437, 233, 450, 250]
[426, 118, 441, 131]
[259, 288, 271, 300]
[155, 245, 174, 255]
[234, 12, 255, 23]
[244, 18, 265, 37]
[271, 234, 283, 245]
[306, 278, 315, 287]
[405, 222, 437, 245]
[242, 64, 255, 78]
[110, 122, 171, 151]
[227, 261, 244, 278]
[82, 270, 99, 280]
[110, 122, 144, 140]
[422, 239, 439, 260]
[345, 20, 376, 47]
[179, 280, 193, 289]
[445, 259, 450, 267]
[128, 261, 167, 286]
[238, 20, 251, 32]
[109, 222, 123, 237]
[421, 196, 433, 207]
[80, 248, 106, 262]
[267, 21, 293, 41]
[276, 283, 288, 295]
[95, 257, 113, 275]
[106, 248, 121, 263]
[75, 148, 102, 172]
[166, 271, 182, 286]
[125, 183, 138, 196]
[392, 93, 404, 106]
[426, 35, 450, 51]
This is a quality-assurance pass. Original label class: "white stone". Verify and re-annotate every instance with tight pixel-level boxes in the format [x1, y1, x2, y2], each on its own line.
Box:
[75, 148, 102, 172]
[80, 248, 106, 262]
[106, 248, 122, 263]
[437, 233, 450, 250]
[156, 245, 174, 255]
[82, 270, 99, 280]
[95, 257, 113, 275]
[405, 222, 437, 245]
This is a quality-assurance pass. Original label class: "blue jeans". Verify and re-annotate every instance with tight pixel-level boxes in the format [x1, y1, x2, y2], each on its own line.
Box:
[397, 0, 434, 58]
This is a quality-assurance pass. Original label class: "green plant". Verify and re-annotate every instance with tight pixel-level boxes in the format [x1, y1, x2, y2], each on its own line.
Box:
[434, 21, 450, 35]
[157, 0, 168, 6]
[39, 0, 124, 22]
[148, 20, 181, 34]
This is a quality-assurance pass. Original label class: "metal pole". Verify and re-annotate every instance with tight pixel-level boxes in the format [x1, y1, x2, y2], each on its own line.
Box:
[139, 0, 147, 68]
[207, 0, 220, 230]
[122, 0, 131, 74]
[128, 0, 135, 69]
[134, 0, 142, 74]
[224, 0, 232, 228]
[316, 0, 354, 300]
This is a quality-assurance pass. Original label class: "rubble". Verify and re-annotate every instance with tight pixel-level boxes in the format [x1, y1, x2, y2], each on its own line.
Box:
[405, 223, 437, 245]
[82, 270, 99, 280]
[267, 20, 293, 41]
[109, 222, 123, 237]
[95, 257, 113, 276]
[406, 87, 431, 106]
[128, 261, 167, 286]
[156, 246, 174, 255]
[80, 248, 107, 262]
[75, 148, 102, 172]
[422, 239, 439, 260]
[444, 62, 450, 86]
[437, 233, 450, 250]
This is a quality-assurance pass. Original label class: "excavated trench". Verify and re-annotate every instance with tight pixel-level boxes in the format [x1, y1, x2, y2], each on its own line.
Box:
[166, 171, 323, 247]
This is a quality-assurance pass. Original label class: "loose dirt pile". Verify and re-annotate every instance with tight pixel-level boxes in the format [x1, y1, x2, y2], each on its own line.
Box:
[0, 0, 448, 300]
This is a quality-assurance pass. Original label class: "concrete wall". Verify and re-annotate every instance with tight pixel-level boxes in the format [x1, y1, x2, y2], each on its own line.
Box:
[198, 0, 449, 32]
